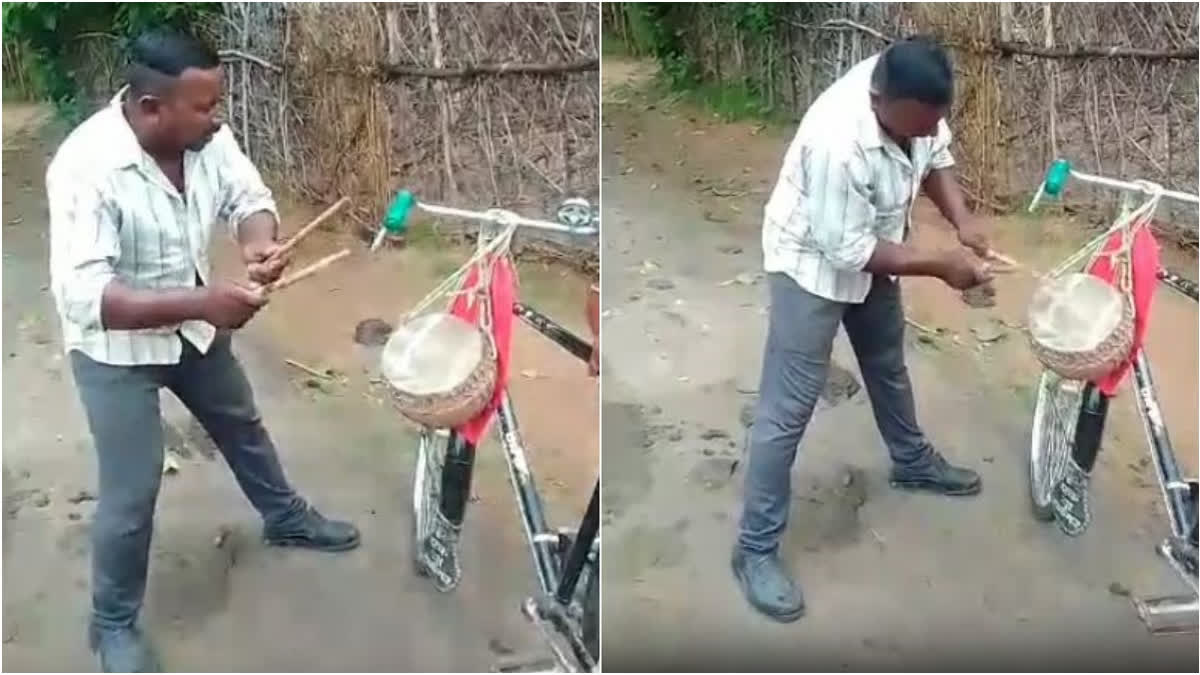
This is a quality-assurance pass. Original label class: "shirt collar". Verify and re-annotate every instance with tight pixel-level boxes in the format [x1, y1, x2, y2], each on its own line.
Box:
[854, 87, 911, 166]
[107, 86, 149, 171]
[856, 108, 885, 150]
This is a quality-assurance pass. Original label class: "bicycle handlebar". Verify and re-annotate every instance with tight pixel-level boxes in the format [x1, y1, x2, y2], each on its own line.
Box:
[416, 202, 599, 236]
[1028, 159, 1200, 213]
[1067, 170, 1200, 206]
[370, 191, 599, 251]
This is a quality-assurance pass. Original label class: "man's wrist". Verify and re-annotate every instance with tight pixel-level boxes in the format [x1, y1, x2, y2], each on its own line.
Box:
[237, 209, 280, 250]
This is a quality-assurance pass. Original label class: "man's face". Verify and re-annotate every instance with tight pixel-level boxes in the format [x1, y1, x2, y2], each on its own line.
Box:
[157, 66, 224, 152]
[872, 95, 947, 142]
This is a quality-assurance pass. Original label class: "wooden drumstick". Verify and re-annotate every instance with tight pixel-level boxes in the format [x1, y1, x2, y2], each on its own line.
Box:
[986, 249, 1020, 268]
[984, 248, 1021, 274]
[266, 248, 351, 293]
[270, 197, 350, 261]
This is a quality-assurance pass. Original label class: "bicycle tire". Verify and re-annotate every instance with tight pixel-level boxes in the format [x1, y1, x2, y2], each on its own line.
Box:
[1029, 371, 1085, 521]
[581, 557, 599, 666]
[411, 428, 446, 577]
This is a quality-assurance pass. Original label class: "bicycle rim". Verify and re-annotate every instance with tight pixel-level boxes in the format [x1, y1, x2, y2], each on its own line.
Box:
[1030, 371, 1083, 515]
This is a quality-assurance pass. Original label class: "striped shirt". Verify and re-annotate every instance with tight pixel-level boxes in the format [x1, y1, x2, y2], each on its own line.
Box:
[762, 54, 956, 303]
[47, 88, 278, 366]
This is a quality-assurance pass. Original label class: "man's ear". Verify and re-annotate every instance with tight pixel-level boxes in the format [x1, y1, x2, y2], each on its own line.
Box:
[135, 93, 163, 116]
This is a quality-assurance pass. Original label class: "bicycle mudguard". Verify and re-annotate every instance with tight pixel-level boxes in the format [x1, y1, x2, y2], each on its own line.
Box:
[1088, 225, 1160, 396]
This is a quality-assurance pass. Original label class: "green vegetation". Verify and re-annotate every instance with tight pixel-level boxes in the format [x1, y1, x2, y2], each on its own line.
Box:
[607, 2, 787, 122]
[1, 2, 218, 121]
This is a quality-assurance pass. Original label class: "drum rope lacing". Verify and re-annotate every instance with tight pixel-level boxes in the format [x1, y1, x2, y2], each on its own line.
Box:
[397, 210, 523, 361]
[1044, 181, 1164, 289]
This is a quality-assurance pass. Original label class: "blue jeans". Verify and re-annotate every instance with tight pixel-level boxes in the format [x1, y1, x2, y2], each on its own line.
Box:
[737, 273, 933, 554]
[70, 332, 306, 630]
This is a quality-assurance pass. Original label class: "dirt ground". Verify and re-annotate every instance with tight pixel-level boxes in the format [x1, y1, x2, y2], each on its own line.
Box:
[599, 59, 1198, 672]
[1, 104, 598, 671]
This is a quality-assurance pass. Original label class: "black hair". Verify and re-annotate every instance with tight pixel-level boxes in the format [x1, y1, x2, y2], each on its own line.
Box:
[126, 30, 220, 97]
[870, 35, 953, 106]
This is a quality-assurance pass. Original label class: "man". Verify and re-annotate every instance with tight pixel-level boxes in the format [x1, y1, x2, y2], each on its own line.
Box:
[47, 31, 360, 671]
[733, 37, 995, 622]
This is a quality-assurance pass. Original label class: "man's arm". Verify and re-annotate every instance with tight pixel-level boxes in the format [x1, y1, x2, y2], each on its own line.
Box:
[807, 146, 939, 277]
[920, 122, 989, 256]
[47, 174, 210, 331]
[803, 145, 987, 289]
[864, 240, 954, 278]
[801, 145, 880, 272]
[213, 127, 289, 283]
[922, 168, 972, 231]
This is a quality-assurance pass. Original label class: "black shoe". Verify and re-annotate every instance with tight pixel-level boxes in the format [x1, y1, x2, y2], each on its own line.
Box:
[731, 548, 805, 623]
[264, 506, 361, 551]
[891, 450, 982, 496]
[88, 624, 161, 673]
[1051, 459, 1091, 536]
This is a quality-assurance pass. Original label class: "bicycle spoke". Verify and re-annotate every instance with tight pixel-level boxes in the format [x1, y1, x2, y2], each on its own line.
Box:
[1033, 372, 1082, 508]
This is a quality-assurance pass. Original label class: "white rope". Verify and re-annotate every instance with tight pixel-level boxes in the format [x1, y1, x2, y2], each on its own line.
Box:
[397, 220, 519, 328]
[1046, 180, 1164, 281]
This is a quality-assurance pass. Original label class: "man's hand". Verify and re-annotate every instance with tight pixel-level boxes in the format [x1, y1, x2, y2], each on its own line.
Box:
[956, 218, 991, 259]
[202, 281, 269, 329]
[935, 249, 993, 291]
[242, 241, 290, 285]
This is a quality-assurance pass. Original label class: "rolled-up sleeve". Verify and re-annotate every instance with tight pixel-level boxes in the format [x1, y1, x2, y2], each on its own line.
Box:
[802, 143, 878, 271]
[213, 127, 278, 237]
[47, 170, 119, 332]
[929, 119, 955, 171]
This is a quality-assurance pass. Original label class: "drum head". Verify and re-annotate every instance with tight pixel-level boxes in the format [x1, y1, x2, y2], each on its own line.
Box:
[381, 313, 484, 396]
[1028, 273, 1125, 353]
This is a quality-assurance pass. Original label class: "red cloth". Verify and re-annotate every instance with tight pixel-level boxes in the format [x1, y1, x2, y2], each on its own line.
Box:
[449, 256, 516, 446]
[1087, 223, 1160, 395]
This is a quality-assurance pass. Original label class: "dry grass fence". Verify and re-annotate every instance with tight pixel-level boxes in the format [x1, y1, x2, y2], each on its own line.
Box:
[39, 2, 600, 271]
[609, 2, 1199, 245]
[215, 1, 599, 267]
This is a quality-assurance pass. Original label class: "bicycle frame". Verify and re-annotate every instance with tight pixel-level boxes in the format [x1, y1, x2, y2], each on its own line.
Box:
[437, 302, 598, 672]
[1126, 320, 1198, 634]
[1033, 162, 1199, 634]
[407, 199, 600, 671]
[498, 303, 600, 671]
[1072, 343, 1199, 635]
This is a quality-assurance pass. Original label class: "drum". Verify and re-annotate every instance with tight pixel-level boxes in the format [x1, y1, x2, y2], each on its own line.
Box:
[1027, 272, 1134, 381]
[381, 312, 497, 428]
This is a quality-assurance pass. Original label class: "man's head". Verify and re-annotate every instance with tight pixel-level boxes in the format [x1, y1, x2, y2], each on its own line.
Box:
[869, 36, 953, 141]
[124, 31, 223, 154]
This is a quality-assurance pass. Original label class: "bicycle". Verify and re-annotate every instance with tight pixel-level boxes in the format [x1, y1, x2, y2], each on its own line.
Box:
[1026, 160, 1199, 635]
[379, 196, 601, 671]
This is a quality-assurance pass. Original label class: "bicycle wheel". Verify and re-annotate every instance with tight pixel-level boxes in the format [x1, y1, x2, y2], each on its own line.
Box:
[1029, 370, 1084, 520]
[411, 427, 448, 576]
[581, 555, 599, 666]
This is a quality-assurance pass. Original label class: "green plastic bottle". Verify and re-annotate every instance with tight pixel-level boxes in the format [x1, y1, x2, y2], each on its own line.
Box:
[383, 190, 416, 235]
[1043, 159, 1071, 197]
